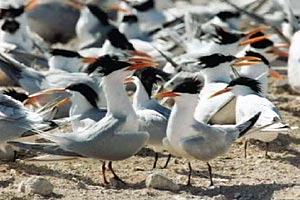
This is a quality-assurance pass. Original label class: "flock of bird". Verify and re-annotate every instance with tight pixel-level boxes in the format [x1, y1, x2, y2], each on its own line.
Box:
[0, 0, 299, 187]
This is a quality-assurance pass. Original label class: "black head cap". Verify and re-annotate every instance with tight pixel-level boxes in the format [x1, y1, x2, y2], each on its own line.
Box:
[134, 67, 171, 97]
[50, 49, 82, 58]
[216, 11, 240, 21]
[172, 77, 204, 94]
[249, 32, 273, 49]
[227, 76, 261, 93]
[86, 55, 131, 75]
[86, 4, 109, 25]
[66, 83, 99, 108]
[212, 25, 245, 44]
[245, 51, 269, 66]
[132, 0, 154, 12]
[198, 54, 236, 69]
[107, 28, 135, 50]
[2, 88, 28, 102]
[122, 14, 138, 23]
[0, 7, 24, 19]
[1, 19, 20, 34]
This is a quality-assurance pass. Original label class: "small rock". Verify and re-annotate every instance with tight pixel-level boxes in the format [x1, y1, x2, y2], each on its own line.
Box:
[18, 176, 53, 196]
[211, 194, 228, 200]
[145, 173, 179, 191]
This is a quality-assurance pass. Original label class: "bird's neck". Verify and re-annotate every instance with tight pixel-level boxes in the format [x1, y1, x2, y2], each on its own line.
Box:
[203, 65, 232, 84]
[133, 79, 151, 109]
[103, 75, 137, 118]
[167, 94, 198, 141]
[70, 92, 95, 116]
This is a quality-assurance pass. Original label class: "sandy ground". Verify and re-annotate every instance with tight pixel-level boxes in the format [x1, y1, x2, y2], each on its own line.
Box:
[0, 1, 300, 199]
[0, 80, 299, 200]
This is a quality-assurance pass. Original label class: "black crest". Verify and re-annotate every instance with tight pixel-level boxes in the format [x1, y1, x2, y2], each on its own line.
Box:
[50, 49, 82, 58]
[66, 83, 99, 108]
[172, 77, 204, 94]
[122, 15, 138, 23]
[249, 32, 273, 49]
[86, 55, 131, 75]
[198, 54, 236, 69]
[212, 25, 245, 44]
[0, 7, 24, 19]
[227, 76, 261, 93]
[245, 51, 269, 66]
[1, 19, 20, 34]
[216, 11, 240, 21]
[2, 88, 28, 102]
[134, 67, 171, 97]
[107, 28, 135, 50]
[132, 0, 154, 12]
[86, 4, 109, 25]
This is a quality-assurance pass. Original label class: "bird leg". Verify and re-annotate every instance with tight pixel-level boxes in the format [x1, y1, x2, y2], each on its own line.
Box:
[207, 162, 214, 187]
[265, 142, 271, 159]
[108, 161, 126, 184]
[244, 140, 248, 159]
[187, 162, 192, 186]
[152, 152, 158, 169]
[102, 162, 109, 184]
[162, 154, 172, 169]
[13, 151, 18, 162]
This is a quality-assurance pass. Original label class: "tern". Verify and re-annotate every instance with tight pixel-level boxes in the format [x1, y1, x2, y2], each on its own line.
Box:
[210, 76, 291, 158]
[186, 54, 262, 124]
[65, 0, 126, 50]
[9, 55, 153, 184]
[153, 77, 260, 186]
[0, 0, 47, 53]
[288, 30, 300, 93]
[125, 67, 171, 169]
[0, 92, 69, 161]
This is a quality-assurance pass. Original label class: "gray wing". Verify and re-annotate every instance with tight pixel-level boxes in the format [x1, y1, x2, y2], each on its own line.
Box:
[7, 142, 82, 157]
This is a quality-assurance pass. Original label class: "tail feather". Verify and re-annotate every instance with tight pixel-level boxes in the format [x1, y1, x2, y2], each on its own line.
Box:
[7, 141, 82, 157]
[236, 112, 261, 138]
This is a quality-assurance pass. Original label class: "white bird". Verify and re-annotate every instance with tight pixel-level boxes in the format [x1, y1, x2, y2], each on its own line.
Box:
[120, 0, 174, 33]
[153, 77, 260, 186]
[65, 0, 124, 50]
[0, 0, 48, 53]
[185, 54, 262, 124]
[209, 76, 291, 158]
[288, 30, 300, 93]
[9, 55, 152, 184]
[0, 92, 69, 161]
[125, 67, 171, 168]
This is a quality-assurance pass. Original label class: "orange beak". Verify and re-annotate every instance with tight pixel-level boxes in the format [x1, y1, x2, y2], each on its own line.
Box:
[82, 57, 98, 64]
[240, 35, 271, 46]
[232, 56, 262, 67]
[52, 97, 71, 108]
[24, 88, 67, 106]
[130, 50, 152, 58]
[126, 61, 159, 71]
[265, 43, 290, 57]
[245, 26, 271, 39]
[152, 91, 180, 99]
[209, 88, 233, 98]
[269, 70, 286, 80]
[64, 0, 85, 10]
[129, 57, 156, 63]
[105, 5, 131, 13]
[25, 0, 40, 11]
[123, 77, 135, 85]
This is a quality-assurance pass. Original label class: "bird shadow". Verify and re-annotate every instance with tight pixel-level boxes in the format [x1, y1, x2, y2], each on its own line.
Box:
[179, 182, 296, 200]
[6, 162, 100, 187]
[249, 134, 300, 168]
